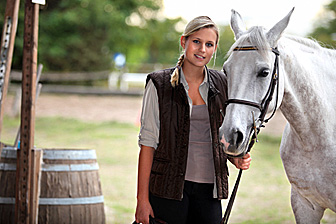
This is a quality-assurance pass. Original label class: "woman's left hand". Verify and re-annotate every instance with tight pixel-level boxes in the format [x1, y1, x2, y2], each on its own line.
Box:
[231, 153, 251, 170]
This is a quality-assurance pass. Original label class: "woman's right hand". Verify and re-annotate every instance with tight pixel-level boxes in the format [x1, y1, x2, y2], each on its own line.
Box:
[135, 146, 155, 223]
[135, 199, 154, 224]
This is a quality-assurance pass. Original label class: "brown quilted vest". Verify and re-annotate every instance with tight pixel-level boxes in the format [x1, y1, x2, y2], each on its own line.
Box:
[147, 67, 229, 200]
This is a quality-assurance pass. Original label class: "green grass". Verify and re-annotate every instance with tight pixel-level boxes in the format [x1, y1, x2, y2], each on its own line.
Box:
[1, 116, 335, 223]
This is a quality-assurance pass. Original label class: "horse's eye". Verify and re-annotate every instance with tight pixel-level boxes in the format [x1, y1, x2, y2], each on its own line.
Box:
[258, 68, 270, 77]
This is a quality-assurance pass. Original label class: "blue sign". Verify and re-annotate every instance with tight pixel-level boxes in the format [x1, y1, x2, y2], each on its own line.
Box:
[113, 53, 126, 69]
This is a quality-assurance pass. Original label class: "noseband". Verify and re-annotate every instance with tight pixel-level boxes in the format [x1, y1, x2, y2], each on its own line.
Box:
[225, 46, 280, 125]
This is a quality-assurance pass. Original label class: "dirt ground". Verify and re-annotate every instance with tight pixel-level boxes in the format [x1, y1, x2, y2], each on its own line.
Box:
[3, 93, 287, 137]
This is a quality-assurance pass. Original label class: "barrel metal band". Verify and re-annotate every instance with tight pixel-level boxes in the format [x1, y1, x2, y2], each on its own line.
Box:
[42, 149, 97, 160]
[0, 162, 99, 171]
[1, 148, 97, 160]
[42, 163, 99, 171]
[0, 195, 104, 205]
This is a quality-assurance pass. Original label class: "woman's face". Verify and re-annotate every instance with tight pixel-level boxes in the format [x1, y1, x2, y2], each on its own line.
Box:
[181, 28, 217, 69]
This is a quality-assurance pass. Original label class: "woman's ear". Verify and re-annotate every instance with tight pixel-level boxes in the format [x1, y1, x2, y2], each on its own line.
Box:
[180, 36, 186, 49]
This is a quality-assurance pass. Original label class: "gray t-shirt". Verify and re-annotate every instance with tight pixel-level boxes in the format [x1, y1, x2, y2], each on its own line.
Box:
[185, 104, 215, 183]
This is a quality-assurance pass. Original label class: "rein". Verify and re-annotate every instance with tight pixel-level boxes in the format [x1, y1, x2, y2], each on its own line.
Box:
[221, 46, 280, 224]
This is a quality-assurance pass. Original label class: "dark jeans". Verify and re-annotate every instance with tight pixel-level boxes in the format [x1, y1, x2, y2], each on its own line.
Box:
[149, 181, 222, 224]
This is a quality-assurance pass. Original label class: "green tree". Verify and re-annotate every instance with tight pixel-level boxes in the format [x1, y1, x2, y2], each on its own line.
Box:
[125, 17, 184, 72]
[309, 0, 336, 48]
[215, 24, 235, 68]
[1, 1, 232, 73]
[141, 17, 183, 64]
[39, 0, 163, 71]
[0, 0, 163, 71]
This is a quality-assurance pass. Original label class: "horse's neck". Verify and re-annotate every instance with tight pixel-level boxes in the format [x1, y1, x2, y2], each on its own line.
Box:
[279, 37, 336, 147]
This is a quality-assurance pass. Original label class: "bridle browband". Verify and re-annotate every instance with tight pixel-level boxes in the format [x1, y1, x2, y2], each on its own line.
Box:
[221, 46, 280, 224]
[225, 46, 280, 125]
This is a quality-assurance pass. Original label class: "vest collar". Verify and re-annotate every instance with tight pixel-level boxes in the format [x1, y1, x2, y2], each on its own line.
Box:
[175, 65, 220, 98]
[178, 66, 209, 90]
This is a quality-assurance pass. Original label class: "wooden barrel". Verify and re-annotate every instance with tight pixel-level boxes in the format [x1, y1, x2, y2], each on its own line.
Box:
[0, 146, 16, 224]
[0, 147, 106, 224]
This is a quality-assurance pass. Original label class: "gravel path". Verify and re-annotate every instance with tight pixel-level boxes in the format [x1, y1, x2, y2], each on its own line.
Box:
[4, 93, 287, 136]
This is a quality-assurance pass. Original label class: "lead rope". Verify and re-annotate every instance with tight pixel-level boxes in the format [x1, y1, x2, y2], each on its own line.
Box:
[220, 120, 259, 224]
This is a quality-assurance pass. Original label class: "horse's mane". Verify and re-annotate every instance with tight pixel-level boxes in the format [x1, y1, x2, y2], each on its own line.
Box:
[283, 35, 335, 57]
[227, 26, 335, 58]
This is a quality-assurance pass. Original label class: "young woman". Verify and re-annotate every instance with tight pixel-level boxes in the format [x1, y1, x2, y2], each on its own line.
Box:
[135, 16, 251, 224]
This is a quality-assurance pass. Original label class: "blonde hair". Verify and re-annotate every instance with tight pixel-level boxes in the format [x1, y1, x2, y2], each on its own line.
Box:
[171, 16, 219, 87]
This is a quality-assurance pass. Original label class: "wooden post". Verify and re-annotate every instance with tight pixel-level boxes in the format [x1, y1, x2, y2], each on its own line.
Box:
[0, 0, 20, 142]
[14, 64, 44, 148]
[15, 0, 40, 223]
[29, 149, 43, 224]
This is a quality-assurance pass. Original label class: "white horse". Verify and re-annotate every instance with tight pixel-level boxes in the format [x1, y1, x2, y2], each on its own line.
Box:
[221, 8, 336, 223]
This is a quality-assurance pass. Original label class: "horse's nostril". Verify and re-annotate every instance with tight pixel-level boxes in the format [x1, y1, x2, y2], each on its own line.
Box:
[233, 130, 244, 147]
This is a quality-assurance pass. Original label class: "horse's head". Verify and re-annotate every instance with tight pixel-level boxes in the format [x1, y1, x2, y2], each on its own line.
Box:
[221, 8, 294, 157]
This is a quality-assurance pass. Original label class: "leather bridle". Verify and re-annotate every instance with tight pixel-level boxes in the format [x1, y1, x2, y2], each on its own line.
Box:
[221, 46, 280, 224]
[225, 46, 280, 126]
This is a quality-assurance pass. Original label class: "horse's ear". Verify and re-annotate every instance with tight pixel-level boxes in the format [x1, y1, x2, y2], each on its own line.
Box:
[230, 9, 246, 40]
[266, 7, 295, 46]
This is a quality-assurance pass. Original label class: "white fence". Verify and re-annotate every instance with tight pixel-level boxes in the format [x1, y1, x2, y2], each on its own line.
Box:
[109, 72, 147, 92]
